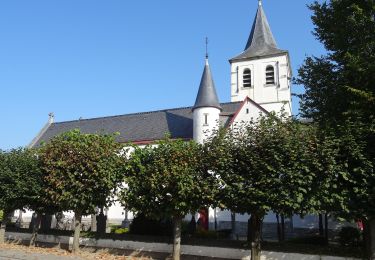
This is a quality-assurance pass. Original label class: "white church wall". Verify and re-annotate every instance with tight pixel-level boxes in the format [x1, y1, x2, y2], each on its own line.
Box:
[230, 54, 292, 117]
[231, 98, 266, 127]
[193, 107, 220, 144]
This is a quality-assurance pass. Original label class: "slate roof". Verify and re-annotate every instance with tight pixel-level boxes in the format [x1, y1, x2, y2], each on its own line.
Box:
[230, 1, 287, 62]
[31, 102, 242, 147]
[193, 59, 222, 111]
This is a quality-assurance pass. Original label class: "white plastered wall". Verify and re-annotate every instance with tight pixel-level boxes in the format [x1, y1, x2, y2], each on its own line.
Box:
[230, 54, 292, 117]
[193, 107, 221, 144]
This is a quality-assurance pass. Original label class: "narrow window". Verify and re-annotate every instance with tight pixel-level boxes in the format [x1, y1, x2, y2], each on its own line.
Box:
[265, 65, 275, 85]
[204, 114, 208, 125]
[246, 108, 249, 114]
[243, 68, 251, 88]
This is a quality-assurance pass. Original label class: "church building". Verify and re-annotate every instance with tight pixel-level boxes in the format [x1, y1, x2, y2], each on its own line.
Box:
[26, 1, 307, 235]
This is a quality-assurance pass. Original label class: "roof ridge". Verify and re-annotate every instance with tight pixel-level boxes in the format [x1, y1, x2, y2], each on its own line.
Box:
[53, 101, 242, 125]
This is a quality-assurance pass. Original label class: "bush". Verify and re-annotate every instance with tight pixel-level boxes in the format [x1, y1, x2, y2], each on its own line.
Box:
[129, 214, 173, 236]
[193, 228, 218, 239]
[339, 226, 360, 246]
[114, 227, 129, 234]
[109, 225, 121, 233]
[0, 210, 3, 221]
[288, 236, 327, 245]
[217, 229, 232, 239]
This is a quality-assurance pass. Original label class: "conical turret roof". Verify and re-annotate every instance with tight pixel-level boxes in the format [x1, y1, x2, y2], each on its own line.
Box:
[193, 59, 221, 111]
[230, 1, 287, 62]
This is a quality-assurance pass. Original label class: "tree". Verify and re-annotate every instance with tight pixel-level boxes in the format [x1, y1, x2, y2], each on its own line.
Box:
[295, 1, 375, 258]
[332, 121, 374, 258]
[38, 130, 124, 253]
[119, 138, 217, 260]
[208, 114, 319, 260]
[296, 0, 375, 124]
[298, 127, 346, 244]
[0, 148, 43, 244]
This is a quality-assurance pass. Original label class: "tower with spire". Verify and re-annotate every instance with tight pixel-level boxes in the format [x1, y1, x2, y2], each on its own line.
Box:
[229, 0, 292, 116]
[192, 56, 221, 144]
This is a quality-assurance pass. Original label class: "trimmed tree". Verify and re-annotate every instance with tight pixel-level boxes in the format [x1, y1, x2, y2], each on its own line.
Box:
[208, 114, 320, 260]
[119, 138, 217, 260]
[38, 129, 124, 252]
[0, 148, 43, 244]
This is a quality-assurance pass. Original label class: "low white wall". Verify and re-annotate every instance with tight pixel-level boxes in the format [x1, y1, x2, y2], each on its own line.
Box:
[5, 232, 360, 260]
[261, 252, 359, 260]
[6, 232, 70, 245]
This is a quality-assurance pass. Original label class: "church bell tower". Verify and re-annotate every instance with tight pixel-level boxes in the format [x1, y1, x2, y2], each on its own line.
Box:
[229, 0, 292, 116]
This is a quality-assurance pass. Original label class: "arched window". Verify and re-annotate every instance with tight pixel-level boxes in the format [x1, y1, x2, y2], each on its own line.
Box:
[265, 65, 275, 85]
[243, 68, 251, 88]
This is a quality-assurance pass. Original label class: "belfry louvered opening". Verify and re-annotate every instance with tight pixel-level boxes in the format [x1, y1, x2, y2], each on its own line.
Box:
[265, 65, 275, 85]
[243, 68, 251, 88]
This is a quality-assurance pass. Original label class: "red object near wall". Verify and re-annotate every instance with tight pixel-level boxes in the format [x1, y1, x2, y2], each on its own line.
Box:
[198, 208, 209, 230]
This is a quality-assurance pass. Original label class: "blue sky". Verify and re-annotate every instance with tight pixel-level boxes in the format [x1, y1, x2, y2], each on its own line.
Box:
[0, 0, 326, 150]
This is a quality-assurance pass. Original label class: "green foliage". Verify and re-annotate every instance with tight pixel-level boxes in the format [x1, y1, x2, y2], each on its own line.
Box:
[129, 214, 173, 236]
[207, 114, 325, 218]
[119, 138, 218, 220]
[113, 227, 129, 234]
[295, 0, 375, 231]
[287, 236, 327, 246]
[338, 226, 361, 247]
[330, 121, 374, 220]
[0, 210, 2, 221]
[0, 148, 44, 215]
[193, 229, 218, 239]
[296, 0, 375, 123]
[38, 129, 124, 216]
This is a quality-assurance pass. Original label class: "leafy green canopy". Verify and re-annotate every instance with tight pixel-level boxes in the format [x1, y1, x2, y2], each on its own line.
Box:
[0, 148, 43, 214]
[296, 0, 375, 124]
[332, 121, 375, 220]
[120, 138, 217, 219]
[295, 0, 375, 221]
[39, 129, 124, 215]
[207, 114, 334, 218]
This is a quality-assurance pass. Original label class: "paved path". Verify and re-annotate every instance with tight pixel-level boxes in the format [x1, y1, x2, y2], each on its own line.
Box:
[0, 249, 84, 260]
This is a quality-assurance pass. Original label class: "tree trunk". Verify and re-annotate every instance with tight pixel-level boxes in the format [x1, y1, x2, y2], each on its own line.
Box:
[72, 211, 82, 253]
[172, 217, 182, 260]
[276, 214, 281, 242]
[324, 213, 329, 245]
[281, 215, 285, 242]
[231, 212, 236, 240]
[363, 219, 375, 260]
[0, 211, 9, 244]
[250, 214, 262, 260]
[29, 212, 42, 247]
[369, 218, 375, 260]
[319, 214, 324, 236]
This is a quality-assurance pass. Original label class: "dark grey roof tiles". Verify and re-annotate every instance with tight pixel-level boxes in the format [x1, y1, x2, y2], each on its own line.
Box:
[31, 102, 242, 147]
[230, 2, 287, 62]
[193, 59, 222, 111]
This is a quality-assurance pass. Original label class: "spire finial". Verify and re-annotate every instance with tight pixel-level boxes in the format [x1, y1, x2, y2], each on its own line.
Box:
[258, 0, 262, 6]
[205, 37, 209, 60]
[48, 112, 55, 124]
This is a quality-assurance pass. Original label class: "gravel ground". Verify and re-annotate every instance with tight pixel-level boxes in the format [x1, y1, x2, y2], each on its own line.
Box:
[0, 244, 153, 260]
[0, 243, 231, 260]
